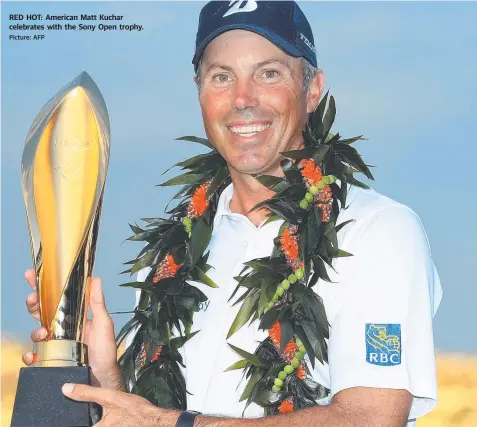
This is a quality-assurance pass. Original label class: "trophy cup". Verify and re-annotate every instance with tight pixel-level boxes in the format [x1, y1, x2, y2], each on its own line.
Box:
[11, 71, 110, 427]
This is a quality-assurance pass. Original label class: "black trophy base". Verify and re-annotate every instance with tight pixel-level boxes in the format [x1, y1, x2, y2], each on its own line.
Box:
[11, 366, 101, 427]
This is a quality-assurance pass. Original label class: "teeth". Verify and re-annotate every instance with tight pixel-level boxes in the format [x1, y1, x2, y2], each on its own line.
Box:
[229, 123, 270, 136]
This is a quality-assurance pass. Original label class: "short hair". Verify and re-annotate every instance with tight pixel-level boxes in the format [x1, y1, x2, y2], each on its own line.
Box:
[194, 57, 318, 94]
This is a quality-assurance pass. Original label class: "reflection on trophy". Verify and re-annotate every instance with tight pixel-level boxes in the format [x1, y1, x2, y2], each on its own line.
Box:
[11, 71, 110, 427]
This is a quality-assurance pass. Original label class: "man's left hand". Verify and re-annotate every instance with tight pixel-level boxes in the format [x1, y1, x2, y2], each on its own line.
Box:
[62, 383, 180, 427]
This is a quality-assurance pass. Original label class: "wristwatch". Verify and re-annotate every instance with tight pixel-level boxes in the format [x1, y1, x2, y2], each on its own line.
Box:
[174, 410, 202, 427]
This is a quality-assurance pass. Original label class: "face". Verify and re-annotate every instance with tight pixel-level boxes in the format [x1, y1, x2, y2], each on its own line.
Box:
[197, 30, 322, 177]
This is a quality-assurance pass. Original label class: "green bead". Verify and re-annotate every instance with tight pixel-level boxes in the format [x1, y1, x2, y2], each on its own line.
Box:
[299, 199, 309, 209]
[288, 274, 297, 284]
[295, 337, 303, 347]
[291, 358, 300, 368]
[295, 351, 305, 360]
[317, 180, 325, 189]
[268, 302, 274, 308]
[284, 365, 294, 375]
[322, 176, 330, 184]
[272, 294, 279, 302]
[329, 175, 337, 184]
[272, 385, 281, 392]
[264, 307, 269, 313]
[281, 280, 290, 290]
[298, 344, 306, 353]
[305, 192, 314, 202]
[278, 371, 287, 381]
[309, 185, 318, 195]
[295, 269, 304, 280]
[274, 378, 283, 387]
[276, 287, 285, 297]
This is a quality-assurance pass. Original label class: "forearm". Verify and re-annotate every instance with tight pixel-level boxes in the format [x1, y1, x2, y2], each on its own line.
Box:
[194, 405, 356, 427]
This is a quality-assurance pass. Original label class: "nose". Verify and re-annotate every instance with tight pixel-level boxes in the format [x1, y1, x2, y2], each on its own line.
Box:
[232, 77, 259, 110]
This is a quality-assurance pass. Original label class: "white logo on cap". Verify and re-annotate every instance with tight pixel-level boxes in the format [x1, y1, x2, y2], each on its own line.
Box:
[223, 0, 258, 18]
[300, 33, 316, 53]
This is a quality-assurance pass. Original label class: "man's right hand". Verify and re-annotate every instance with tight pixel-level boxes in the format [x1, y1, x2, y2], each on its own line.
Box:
[22, 269, 126, 392]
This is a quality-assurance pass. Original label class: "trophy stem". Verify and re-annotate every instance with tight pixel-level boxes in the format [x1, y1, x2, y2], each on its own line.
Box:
[32, 340, 88, 367]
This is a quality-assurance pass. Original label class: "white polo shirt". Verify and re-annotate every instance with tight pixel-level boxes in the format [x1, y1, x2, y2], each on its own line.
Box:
[131, 183, 443, 425]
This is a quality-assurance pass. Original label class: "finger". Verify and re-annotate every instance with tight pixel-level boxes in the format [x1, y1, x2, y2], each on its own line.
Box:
[89, 278, 113, 329]
[25, 269, 37, 291]
[62, 383, 118, 407]
[22, 352, 33, 366]
[30, 327, 47, 343]
[26, 293, 41, 322]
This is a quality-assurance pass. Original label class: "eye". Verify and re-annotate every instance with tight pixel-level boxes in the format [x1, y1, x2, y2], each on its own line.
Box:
[212, 74, 230, 83]
[263, 69, 280, 79]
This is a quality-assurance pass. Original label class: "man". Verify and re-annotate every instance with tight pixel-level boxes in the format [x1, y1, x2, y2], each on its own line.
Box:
[23, 1, 443, 426]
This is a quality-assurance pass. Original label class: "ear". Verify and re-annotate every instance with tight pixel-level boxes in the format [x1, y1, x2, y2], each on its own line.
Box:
[306, 69, 325, 113]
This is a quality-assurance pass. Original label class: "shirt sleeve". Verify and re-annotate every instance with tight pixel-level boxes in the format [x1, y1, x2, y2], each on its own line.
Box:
[328, 205, 443, 420]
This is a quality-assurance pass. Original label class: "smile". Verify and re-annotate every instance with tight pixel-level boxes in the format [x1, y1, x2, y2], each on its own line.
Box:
[228, 123, 271, 137]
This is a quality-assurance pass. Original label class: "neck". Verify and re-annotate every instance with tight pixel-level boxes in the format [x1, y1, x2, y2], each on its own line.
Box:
[228, 140, 305, 227]
[228, 171, 276, 226]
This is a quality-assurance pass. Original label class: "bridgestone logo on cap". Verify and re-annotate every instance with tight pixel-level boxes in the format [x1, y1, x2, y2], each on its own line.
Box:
[223, 0, 258, 18]
[300, 33, 316, 53]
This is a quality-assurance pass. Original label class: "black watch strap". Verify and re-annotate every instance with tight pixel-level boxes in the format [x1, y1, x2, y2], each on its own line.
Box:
[175, 410, 202, 427]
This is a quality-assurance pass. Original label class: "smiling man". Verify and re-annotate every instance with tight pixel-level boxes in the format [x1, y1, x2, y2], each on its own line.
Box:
[23, 2, 443, 427]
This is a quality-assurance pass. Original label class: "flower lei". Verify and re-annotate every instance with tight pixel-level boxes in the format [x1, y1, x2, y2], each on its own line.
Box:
[116, 93, 374, 414]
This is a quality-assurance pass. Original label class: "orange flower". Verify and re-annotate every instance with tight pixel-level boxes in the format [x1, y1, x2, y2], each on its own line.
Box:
[278, 399, 294, 413]
[269, 321, 281, 348]
[301, 159, 323, 187]
[284, 340, 299, 355]
[316, 185, 333, 222]
[153, 253, 181, 283]
[297, 364, 306, 380]
[280, 226, 300, 268]
[137, 342, 149, 368]
[269, 322, 298, 362]
[151, 345, 163, 362]
[187, 180, 212, 218]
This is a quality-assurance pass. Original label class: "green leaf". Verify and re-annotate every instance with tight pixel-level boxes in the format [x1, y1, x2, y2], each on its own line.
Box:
[281, 146, 317, 160]
[335, 219, 355, 233]
[239, 369, 263, 402]
[340, 135, 366, 145]
[262, 215, 282, 226]
[175, 135, 214, 150]
[224, 359, 248, 372]
[170, 330, 200, 350]
[227, 343, 271, 368]
[189, 218, 212, 265]
[191, 266, 218, 288]
[322, 96, 336, 140]
[119, 281, 154, 291]
[258, 280, 275, 317]
[312, 256, 333, 283]
[227, 289, 260, 338]
[254, 174, 290, 193]
[158, 173, 206, 187]
[206, 165, 228, 198]
[312, 145, 330, 164]
[345, 173, 371, 189]
[279, 317, 294, 353]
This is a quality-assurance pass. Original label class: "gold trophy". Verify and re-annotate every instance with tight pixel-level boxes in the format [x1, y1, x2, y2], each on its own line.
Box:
[11, 71, 110, 427]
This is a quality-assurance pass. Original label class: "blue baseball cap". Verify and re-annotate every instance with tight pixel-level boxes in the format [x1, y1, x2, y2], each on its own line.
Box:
[192, 1, 317, 72]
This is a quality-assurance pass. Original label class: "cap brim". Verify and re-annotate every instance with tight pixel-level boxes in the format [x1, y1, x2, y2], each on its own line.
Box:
[192, 24, 304, 71]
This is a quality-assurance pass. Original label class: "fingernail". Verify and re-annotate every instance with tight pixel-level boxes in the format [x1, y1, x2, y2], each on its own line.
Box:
[62, 383, 74, 394]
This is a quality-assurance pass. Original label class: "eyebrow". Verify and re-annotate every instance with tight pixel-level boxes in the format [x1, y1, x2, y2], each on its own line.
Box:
[204, 58, 291, 74]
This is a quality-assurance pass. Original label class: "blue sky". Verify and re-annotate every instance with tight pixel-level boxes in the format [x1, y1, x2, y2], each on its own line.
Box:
[2, 1, 476, 352]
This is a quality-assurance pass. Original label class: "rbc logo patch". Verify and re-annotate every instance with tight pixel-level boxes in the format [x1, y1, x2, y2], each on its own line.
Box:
[365, 324, 401, 366]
